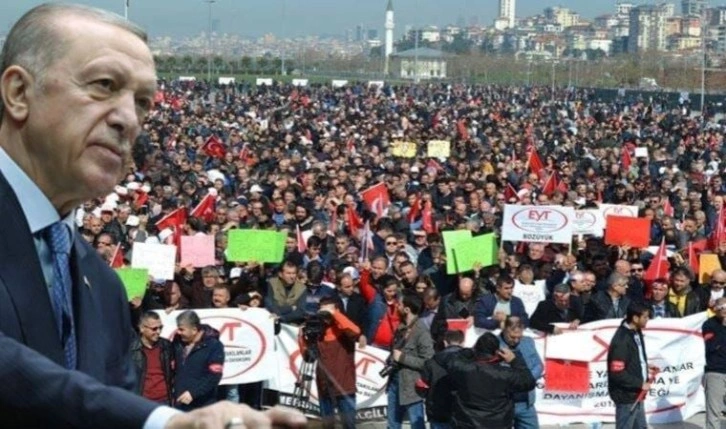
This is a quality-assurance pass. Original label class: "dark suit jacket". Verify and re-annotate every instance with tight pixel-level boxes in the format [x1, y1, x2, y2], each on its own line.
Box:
[529, 297, 584, 334]
[339, 292, 367, 333]
[0, 173, 156, 428]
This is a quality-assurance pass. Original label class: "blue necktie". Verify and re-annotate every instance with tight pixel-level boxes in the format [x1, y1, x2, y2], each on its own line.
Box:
[45, 222, 77, 369]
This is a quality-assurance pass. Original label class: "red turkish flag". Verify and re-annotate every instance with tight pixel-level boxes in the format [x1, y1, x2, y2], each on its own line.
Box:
[644, 238, 670, 298]
[190, 194, 216, 223]
[527, 149, 545, 178]
[621, 147, 632, 172]
[422, 201, 436, 233]
[663, 198, 674, 217]
[504, 183, 519, 202]
[133, 190, 148, 210]
[202, 135, 226, 159]
[710, 206, 726, 250]
[155, 207, 187, 232]
[407, 195, 422, 223]
[541, 172, 558, 196]
[688, 241, 700, 274]
[360, 183, 390, 218]
[346, 205, 363, 237]
[457, 119, 469, 140]
[109, 245, 125, 269]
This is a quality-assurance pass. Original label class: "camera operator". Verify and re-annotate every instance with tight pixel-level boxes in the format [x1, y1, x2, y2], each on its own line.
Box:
[298, 296, 361, 429]
[385, 290, 435, 429]
[285, 261, 338, 324]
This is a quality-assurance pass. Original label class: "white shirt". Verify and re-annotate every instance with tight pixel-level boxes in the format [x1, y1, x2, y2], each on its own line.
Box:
[513, 280, 547, 317]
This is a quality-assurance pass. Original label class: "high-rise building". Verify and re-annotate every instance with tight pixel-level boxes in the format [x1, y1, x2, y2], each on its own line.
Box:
[682, 0, 708, 17]
[384, 0, 394, 75]
[499, 0, 516, 29]
[628, 4, 668, 53]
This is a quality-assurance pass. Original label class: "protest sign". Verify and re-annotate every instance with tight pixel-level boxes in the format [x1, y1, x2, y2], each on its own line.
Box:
[391, 141, 417, 158]
[131, 242, 176, 280]
[442, 230, 472, 274]
[599, 204, 639, 223]
[427, 140, 450, 158]
[331, 79, 348, 88]
[180, 235, 216, 268]
[451, 233, 497, 273]
[227, 229, 286, 263]
[218, 77, 235, 85]
[158, 308, 275, 384]
[604, 216, 651, 248]
[544, 359, 590, 393]
[115, 268, 148, 300]
[291, 79, 308, 87]
[571, 209, 604, 236]
[502, 205, 574, 244]
[367, 80, 384, 88]
[635, 147, 649, 158]
[255, 78, 273, 86]
[699, 254, 722, 284]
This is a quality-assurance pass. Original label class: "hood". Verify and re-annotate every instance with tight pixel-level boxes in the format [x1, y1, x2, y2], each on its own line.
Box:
[200, 324, 220, 340]
[434, 345, 463, 366]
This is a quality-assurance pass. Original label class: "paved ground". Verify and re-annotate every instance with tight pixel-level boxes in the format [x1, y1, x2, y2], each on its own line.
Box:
[344, 412, 707, 428]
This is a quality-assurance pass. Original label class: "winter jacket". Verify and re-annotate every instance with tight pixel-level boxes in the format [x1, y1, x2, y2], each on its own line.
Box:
[418, 345, 464, 423]
[172, 325, 225, 410]
[359, 269, 400, 347]
[446, 349, 537, 429]
[388, 318, 435, 406]
[130, 337, 175, 405]
[703, 316, 726, 374]
[473, 294, 529, 330]
[607, 321, 648, 405]
[498, 334, 543, 406]
[583, 291, 631, 323]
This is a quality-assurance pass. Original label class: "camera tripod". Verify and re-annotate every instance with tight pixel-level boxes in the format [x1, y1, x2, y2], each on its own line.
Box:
[291, 348, 318, 409]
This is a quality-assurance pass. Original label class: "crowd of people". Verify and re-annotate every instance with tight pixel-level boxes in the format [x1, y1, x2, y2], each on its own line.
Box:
[82, 75, 726, 428]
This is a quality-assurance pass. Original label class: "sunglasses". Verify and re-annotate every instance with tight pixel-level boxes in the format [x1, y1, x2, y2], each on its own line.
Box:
[143, 325, 163, 332]
[712, 281, 726, 286]
[386, 242, 397, 245]
[631, 268, 644, 273]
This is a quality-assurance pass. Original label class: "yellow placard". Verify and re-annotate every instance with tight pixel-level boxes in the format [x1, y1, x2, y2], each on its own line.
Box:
[427, 140, 451, 158]
[699, 254, 722, 284]
[392, 141, 417, 158]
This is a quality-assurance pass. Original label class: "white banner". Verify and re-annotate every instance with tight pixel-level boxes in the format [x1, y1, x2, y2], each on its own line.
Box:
[331, 79, 348, 88]
[292, 79, 309, 87]
[256, 78, 273, 86]
[157, 308, 276, 385]
[571, 209, 605, 236]
[599, 204, 639, 224]
[502, 205, 575, 244]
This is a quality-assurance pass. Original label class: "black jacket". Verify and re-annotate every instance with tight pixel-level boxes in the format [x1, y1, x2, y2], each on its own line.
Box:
[418, 345, 463, 423]
[646, 300, 681, 318]
[339, 291, 367, 333]
[529, 297, 584, 334]
[584, 291, 631, 323]
[172, 325, 225, 411]
[430, 291, 479, 348]
[130, 337, 175, 405]
[670, 289, 703, 317]
[703, 316, 726, 374]
[607, 322, 648, 405]
[446, 349, 537, 429]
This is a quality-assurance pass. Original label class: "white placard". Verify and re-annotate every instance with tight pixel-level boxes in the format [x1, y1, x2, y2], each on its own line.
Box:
[599, 204, 639, 226]
[635, 147, 648, 158]
[571, 209, 605, 236]
[158, 308, 276, 384]
[256, 78, 273, 86]
[131, 242, 176, 280]
[291, 78, 308, 87]
[331, 79, 348, 88]
[178, 76, 196, 81]
[218, 76, 235, 85]
[368, 80, 384, 88]
[502, 204, 575, 244]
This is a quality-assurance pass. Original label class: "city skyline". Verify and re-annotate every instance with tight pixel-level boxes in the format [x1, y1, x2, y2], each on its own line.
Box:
[3, 0, 726, 39]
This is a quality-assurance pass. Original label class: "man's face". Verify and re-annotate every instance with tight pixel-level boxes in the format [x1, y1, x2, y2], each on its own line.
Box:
[503, 325, 523, 346]
[630, 263, 644, 279]
[280, 266, 298, 285]
[139, 317, 163, 343]
[401, 264, 418, 284]
[553, 291, 570, 310]
[20, 16, 156, 206]
[371, 260, 387, 279]
[212, 288, 230, 308]
[633, 311, 650, 330]
[496, 282, 514, 300]
[383, 284, 398, 302]
[176, 323, 199, 344]
[335, 238, 349, 254]
[528, 244, 544, 260]
[202, 271, 217, 288]
[711, 272, 726, 292]
[89, 218, 104, 235]
[670, 273, 690, 293]
[338, 278, 355, 297]
[651, 282, 668, 302]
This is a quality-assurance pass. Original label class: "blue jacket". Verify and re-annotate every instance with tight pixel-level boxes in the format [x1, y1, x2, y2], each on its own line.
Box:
[474, 294, 529, 330]
[499, 334, 543, 406]
[282, 284, 338, 324]
[173, 325, 225, 411]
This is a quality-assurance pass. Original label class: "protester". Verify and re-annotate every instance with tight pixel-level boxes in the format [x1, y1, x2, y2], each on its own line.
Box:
[132, 311, 175, 405]
[529, 283, 583, 334]
[417, 329, 465, 429]
[474, 275, 529, 330]
[702, 297, 726, 429]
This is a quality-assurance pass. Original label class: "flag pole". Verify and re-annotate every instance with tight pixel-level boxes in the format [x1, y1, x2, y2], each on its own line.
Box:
[124, 0, 129, 20]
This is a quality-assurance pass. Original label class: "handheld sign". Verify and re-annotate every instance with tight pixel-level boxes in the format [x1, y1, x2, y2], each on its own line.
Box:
[180, 235, 216, 268]
[604, 216, 651, 248]
[116, 268, 149, 301]
[131, 242, 176, 280]
[442, 230, 472, 275]
[391, 141, 417, 158]
[451, 233, 497, 273]
[570, 210, 604, 237]
[227, 229, 286, 263]
[427, 140, 451, 158]
[502, 205, 574, 244]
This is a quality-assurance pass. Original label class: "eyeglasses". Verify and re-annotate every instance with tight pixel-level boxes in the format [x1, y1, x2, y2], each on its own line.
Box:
[143, 325, 163, 332]
[386, 242, 397, 245]
[713, 281, 726, 286]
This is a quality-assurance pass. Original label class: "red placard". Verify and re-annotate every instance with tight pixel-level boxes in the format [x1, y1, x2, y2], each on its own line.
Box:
[604, 216, 651, 248]
[544, 359, 590, 393]
[446, 319, 469, 336]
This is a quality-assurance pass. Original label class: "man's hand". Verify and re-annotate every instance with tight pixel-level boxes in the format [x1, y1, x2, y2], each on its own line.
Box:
[358, 335, 367, 349]
[497, 347, 516, 363]
[176, 391, 193, 405]
[319, 303, 337, 315]
[553, 326, 564, 335]
[569, 320, 580, 329]
[641, 382, 652, 391]
[493, 311, 506, 322]
[165, 403, 307, 429]
[392, 349, 403, 362]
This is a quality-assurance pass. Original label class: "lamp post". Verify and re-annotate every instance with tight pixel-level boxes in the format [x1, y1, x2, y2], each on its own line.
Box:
[205, 0, 216, 83]
[124, 0, 129, 20]
[281, 0, 287, 76]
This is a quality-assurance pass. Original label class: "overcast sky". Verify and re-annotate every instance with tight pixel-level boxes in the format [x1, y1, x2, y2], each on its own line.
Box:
[1, 1, 725, 38]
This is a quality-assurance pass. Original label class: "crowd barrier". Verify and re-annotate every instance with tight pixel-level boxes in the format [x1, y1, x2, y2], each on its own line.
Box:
[157, 309, 707, 425]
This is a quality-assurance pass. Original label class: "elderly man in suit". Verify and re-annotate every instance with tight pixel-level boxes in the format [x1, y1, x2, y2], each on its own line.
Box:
[0, 3, 304, 429]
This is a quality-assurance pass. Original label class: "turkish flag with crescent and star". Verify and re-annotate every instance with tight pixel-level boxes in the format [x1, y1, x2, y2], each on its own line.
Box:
[360, 182, 390, 218]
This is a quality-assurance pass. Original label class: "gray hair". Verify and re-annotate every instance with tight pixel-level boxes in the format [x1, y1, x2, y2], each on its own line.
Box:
[607, 272, 629, 288]
[0, 3, 148, 118]
[176, 310, 201, 330]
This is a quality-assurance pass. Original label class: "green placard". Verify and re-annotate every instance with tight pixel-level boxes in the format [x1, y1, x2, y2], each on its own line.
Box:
[116, 268, 149, 300]
[443, 230, 472, 274]
[452, 233, 498, 273]
[227, 229, 287, 263]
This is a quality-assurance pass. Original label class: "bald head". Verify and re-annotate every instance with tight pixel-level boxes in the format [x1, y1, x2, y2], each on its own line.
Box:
[458, 277, 475, 300]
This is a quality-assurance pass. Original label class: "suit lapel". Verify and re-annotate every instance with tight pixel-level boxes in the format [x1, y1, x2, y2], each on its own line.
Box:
[71, 237, 103, 375]
[0, 172, 63, 363]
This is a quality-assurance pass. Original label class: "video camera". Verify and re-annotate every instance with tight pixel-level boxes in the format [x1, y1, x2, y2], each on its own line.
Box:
[300, 311, 333, 363]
